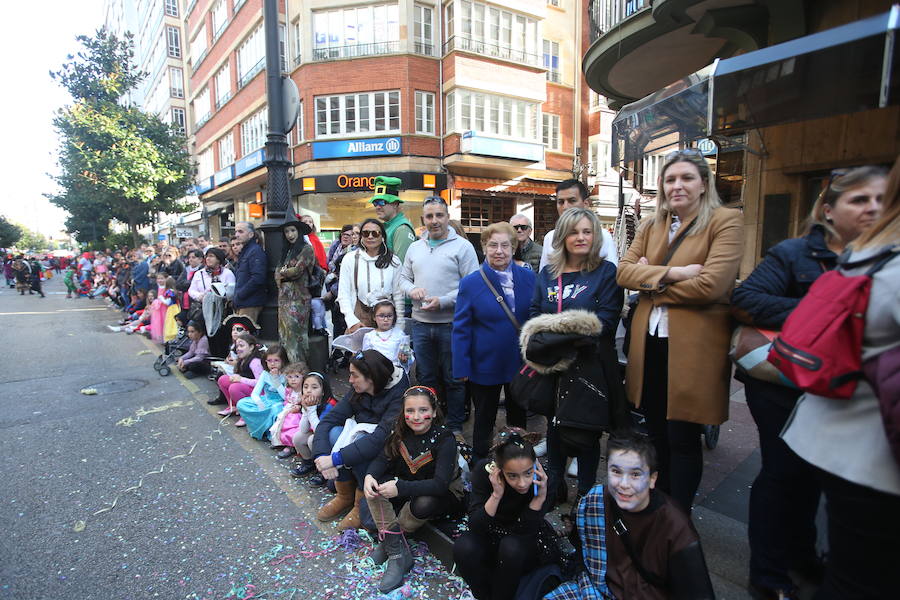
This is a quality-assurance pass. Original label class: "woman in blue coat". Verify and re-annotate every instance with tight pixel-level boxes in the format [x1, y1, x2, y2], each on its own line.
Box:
[453, 222, 536, 460]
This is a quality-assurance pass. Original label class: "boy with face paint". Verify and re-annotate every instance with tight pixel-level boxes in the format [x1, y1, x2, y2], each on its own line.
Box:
[547, 430, 714, 600]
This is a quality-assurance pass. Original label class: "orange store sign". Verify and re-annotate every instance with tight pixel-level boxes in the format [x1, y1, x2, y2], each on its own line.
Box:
[337, 175, 378, 190]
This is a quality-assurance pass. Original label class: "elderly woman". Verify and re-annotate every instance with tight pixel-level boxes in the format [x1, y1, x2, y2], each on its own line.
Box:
[617, 149, 743, 514]
[731, 165, 887, 598]
[275, 215, 317, 364]
[528, 207, 624, 506]
[313, 349, 409, 530]
[452, 222, 536, 460]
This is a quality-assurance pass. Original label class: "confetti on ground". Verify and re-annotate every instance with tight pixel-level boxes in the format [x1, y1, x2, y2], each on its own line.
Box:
[116, 400, 192, 427]
[137, 349, 152, 355]
[73, 520, 86, 532]
[79, 388, 98, 395]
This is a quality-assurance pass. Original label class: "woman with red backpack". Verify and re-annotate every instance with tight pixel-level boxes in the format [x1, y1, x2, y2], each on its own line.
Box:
[781, 157, 900, 600]
[731, 165, 888, 600]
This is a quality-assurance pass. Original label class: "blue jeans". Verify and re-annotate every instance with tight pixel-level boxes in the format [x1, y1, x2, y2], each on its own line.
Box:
[411, 320, 465, 431]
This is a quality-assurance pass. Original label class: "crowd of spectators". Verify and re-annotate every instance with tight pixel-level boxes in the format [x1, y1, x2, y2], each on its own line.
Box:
[62, 154, 900, 599]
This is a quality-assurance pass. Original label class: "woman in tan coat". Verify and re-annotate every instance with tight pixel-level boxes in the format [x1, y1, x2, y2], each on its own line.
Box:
[617, 149, 743, 513]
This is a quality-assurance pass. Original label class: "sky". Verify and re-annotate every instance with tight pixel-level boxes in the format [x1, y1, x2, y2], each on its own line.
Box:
[0, 0, 105, 239]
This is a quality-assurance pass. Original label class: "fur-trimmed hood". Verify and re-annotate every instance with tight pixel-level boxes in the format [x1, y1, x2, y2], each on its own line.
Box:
[519, 309, 603, 374]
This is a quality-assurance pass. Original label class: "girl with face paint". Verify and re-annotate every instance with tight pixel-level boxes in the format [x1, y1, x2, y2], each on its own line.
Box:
[453, 428, 563, 600]
[363, 387, 465, 594]
[547, 430, 715, 600]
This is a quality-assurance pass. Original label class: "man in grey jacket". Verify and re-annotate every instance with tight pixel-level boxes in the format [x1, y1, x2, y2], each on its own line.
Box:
[399, 197, 479, 433]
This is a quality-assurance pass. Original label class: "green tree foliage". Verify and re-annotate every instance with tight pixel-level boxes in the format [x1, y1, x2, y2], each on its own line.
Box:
[13, 223, 49, 252]
[48, 28, 196, 247]
[0, 216, 22, 248]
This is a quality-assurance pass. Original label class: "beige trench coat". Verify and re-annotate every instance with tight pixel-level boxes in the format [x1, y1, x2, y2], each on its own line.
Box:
[617, 207, 743, 425]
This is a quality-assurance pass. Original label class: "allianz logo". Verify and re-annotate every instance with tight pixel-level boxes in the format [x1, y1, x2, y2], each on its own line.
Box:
[348, 138, 401, 153]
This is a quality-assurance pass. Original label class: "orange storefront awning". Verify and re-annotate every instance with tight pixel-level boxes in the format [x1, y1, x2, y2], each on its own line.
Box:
[453, 176, 558, 196]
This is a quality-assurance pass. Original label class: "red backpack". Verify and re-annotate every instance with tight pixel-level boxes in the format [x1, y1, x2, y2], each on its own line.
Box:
[767, 249, 899, 399]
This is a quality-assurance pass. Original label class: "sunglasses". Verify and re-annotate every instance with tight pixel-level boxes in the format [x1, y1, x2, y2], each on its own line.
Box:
[825, 168, 850, 190]
[360, 230, 382, 238]
[372, 199, 388, 207]
[512, 224, 530, 231]
[664, 147, 704, 161]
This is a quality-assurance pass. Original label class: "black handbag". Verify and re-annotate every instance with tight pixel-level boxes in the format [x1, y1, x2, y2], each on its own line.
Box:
[509, 364, 557, 416]
[554, 351, 611, 449]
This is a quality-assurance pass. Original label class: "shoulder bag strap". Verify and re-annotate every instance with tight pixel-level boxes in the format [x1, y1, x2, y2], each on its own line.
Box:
[660, 218, 696, 267]
[606, 497, 667, 589]
[557, 275, 563, 313]
[353, 251, 360, 298]
[479, 266, 520, 331]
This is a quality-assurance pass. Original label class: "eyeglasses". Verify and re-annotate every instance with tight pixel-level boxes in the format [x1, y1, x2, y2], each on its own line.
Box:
[374, 313, 394, 319]
[825, 168, 850, 190]
[486, 242, 512, 251]
[360, 230, 382, 238]
[511, 224, 531, 231]
[664, 148, 704, 161]
[372, 199, 388, 207]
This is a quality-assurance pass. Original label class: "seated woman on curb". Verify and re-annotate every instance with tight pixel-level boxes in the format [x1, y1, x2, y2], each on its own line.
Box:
[312, 349, 409, 530]
[453, 428, 561, 600]
[546, 429, 714, 600]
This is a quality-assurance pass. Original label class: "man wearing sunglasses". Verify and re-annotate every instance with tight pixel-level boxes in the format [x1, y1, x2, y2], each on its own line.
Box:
[539, 179, 618, 271]
[370, 175, 417, 263]
[509, 214, 542, 272]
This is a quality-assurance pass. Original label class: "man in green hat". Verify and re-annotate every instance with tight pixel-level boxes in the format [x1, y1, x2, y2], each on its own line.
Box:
[371, 176, 417, 262]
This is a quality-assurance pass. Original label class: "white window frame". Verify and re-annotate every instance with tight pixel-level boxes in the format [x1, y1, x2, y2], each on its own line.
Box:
[293, 102, 304, 144]
[237, 25, 265, 87]
[165, 0, 179, 17]
[166, 26, 181, 58]
[312, 3, 400, 58]
[197, 147, 214, 180]
[542, 39, 560, 82]
[415, 91, 435, 135]
[413, 4, 434, 56]
[169, 66, 184, 98]
[218, 132, 235, 167]
[211, 1, 228, 39]
[542, 113, 560, 151]
[445, 89, 540, 142]
[214, 62, 231, 108]
[448, 1, 539, 65]
[193, 86, 211, 127]
[190, 24, 208, 64]
[241, 108, 268, 154]
[314, 90, 401, 138]
[171, 107, 186, 135]
[642, 152, 664, 189]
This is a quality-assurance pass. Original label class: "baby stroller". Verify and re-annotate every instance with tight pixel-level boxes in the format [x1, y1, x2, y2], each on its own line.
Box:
[153, 324, 192, 376]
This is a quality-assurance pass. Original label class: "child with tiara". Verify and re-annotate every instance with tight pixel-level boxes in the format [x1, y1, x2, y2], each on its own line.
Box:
[453, 427, 562, 600]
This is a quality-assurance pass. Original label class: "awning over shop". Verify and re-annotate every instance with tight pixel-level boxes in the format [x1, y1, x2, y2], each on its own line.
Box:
[203, 200, 234, 215]
[611, 63, 714, 165]
[453, 176, 559, 196]
[711, 5, 899, 134]
[609, 6, 899, 164]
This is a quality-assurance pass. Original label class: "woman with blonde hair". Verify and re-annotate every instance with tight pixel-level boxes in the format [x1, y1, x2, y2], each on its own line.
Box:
[732, 164, 887, 598]
[527, 207, 624, 506]
[617, 149, 743, 514]
[781, 156, 900, 599]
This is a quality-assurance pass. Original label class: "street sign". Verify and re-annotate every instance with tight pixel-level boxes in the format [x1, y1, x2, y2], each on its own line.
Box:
[282, 77, 300, 135]
[175, 227, 194, 238]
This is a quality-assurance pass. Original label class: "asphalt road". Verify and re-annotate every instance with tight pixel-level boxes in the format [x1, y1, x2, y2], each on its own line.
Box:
[0, 277, 460, 600]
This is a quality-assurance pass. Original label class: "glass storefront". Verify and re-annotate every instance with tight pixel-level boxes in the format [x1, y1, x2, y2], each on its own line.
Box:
[294, 190, 431, 238]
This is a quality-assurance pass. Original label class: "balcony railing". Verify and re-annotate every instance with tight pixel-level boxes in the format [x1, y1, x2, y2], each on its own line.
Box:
[195, 112, 212, 129]
[238, 58, 265, 88]
[413, 41, 435, 57]
[215, 91, 232, 110]
[546, 70, 561, 83]
[443, 36, 541, 67]
[589, 0, 651, 42]
[294, 53, 302, 67]
[311, 41, 401, 61]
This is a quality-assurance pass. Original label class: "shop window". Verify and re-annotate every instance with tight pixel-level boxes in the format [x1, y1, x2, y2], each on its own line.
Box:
[713, 148, 745, 208]
[460, 195, 515, 232]
[533, 197, 557, 241]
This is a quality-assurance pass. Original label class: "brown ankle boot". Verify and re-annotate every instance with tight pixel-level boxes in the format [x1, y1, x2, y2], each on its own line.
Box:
[338, 489, 365, 530]
[317, 480, 356, 522]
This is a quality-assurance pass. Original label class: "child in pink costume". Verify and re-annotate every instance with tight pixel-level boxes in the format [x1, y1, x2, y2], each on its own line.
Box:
[217, 333, 263, 420]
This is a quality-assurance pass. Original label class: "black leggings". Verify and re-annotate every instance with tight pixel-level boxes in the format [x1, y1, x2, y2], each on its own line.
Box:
[470, 382, 526, 460]
[453, 531, 539, 600]
[641, 333, 703, 513]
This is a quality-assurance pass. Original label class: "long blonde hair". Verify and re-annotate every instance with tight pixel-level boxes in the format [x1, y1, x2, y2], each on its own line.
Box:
[806, 165, 889, 243]
[653, 151, 722, 235]
[852, 156, 900, 251]
[548, 207, 605, 278]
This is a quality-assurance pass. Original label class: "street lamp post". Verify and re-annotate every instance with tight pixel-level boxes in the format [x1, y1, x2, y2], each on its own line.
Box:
[257, 0, 293, 340]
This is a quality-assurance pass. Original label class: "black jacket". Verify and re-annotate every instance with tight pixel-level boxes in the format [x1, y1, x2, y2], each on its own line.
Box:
[731, 225, 837, 329]
[312, 366, 409, 467]
[519, 310, 628, 432]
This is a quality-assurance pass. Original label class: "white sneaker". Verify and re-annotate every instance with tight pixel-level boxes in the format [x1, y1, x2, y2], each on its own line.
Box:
[106, 325, 122, 332]
[567, 458, 578, 477]
[533, 438, 547, 457]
